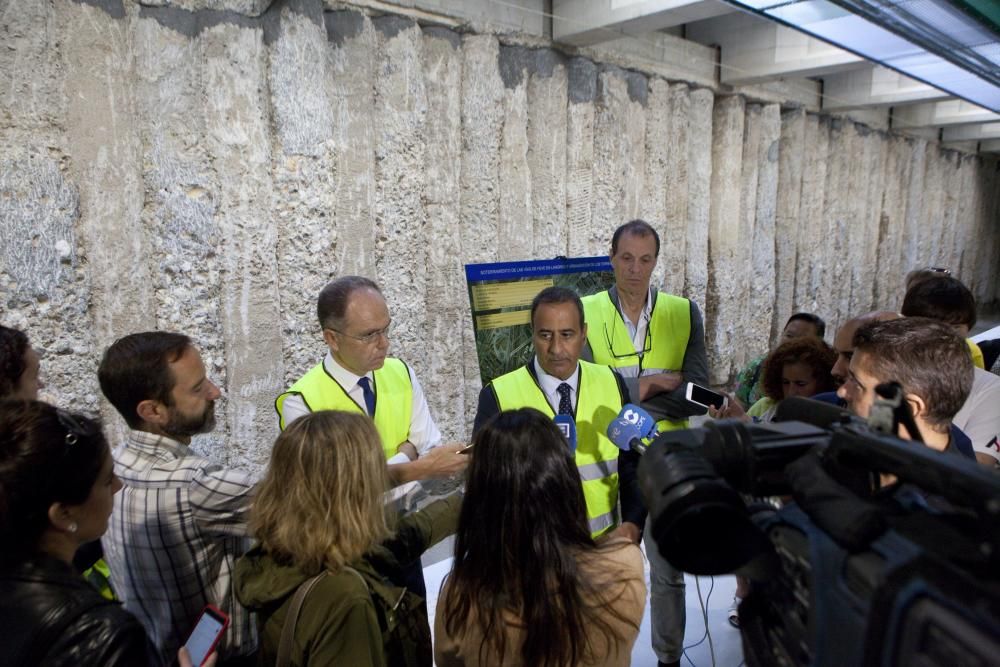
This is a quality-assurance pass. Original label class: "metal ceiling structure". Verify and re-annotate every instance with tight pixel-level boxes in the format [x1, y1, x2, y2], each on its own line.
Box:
[552, 0, 1000, 153]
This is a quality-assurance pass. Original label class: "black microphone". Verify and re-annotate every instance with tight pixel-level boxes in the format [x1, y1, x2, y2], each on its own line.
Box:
[773, 396, 858, 429]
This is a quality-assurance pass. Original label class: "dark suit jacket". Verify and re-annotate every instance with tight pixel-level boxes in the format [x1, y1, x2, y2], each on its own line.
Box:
[473, 361, 646, 530]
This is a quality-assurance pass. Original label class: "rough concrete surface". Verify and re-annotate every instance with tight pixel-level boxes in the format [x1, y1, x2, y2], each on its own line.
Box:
[2, 0, 998, 472]
[641, 79, 671, 292]
[774, 109, 804, 340]
[685, 87, 713, 313]
[527, 51, 569, 259]
[661, 83, 690, 297]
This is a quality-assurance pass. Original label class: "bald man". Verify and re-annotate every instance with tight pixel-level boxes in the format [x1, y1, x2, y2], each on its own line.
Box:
[830, 311, 901, 386]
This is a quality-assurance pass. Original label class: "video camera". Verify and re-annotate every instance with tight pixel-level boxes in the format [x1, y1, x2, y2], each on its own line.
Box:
[633, 397, 1000, 667]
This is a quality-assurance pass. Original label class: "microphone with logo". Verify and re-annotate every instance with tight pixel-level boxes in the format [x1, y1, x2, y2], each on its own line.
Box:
[554, 414, 577, 453]
[606, 404, 659, 455]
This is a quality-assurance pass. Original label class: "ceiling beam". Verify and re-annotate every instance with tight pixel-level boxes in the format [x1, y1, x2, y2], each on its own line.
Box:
[821, 66, 951, 111]
[552, 0, 734, 47]
[686, 12, 867, 86]
[980, 139, 1000, 153]
[892, 100, 1000, 129]
[941, 122, 1000, 142]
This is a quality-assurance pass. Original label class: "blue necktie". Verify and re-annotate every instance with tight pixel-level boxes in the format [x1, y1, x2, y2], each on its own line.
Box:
[357, 377, 376, 416]
[557, 383, 573, 416]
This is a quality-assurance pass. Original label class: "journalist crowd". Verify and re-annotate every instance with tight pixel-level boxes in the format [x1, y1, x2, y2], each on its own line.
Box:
[1, 219, 998, 667]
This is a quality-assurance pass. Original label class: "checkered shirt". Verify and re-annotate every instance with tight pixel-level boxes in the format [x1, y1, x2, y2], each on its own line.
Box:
[102, 430, 258, 664]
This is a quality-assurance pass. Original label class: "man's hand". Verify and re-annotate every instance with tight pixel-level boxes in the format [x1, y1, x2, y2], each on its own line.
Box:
[638, 371, 683, 400]
[414, 443, 470, 479]
[602, 521, 641, 544]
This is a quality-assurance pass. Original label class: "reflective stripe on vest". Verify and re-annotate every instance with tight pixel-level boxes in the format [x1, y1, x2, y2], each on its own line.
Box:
[490, 361, 625, 538]
[275, 358, 413, 460]
[582, 289, 692, 432]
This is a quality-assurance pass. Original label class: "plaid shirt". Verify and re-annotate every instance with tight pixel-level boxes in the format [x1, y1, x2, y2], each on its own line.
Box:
[102, 430, 258, 664]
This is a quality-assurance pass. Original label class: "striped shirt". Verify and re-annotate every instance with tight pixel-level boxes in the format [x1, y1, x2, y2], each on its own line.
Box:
[102, 430, 258, 664]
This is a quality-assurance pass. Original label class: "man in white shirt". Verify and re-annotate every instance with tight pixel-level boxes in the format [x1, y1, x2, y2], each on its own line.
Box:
[276, 276, 467, 484]
[953, 367, 1000, 465]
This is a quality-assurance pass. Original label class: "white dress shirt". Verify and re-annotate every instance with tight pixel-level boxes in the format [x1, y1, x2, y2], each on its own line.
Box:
[281, 352, 442, 464]
[619, 287, 653, 376]
[533, 357, 581, 414]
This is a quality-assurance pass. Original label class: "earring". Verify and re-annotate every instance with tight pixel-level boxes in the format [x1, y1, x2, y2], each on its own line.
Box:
[68, 522, 78, 533]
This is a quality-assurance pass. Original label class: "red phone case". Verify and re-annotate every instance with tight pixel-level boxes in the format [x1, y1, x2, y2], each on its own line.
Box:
[185, 604, 230, 666]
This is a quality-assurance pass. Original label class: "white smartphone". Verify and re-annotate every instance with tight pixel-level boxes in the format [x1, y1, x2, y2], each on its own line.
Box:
[685, 382, 726, 410]
[184, 605, 229, 667]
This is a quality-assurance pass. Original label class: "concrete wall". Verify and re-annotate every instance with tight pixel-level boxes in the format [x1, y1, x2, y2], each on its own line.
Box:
[2, 0, 998, 470]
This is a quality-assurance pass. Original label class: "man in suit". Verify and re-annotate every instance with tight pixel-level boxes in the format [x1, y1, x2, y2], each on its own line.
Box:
[473, 286, 644, 540]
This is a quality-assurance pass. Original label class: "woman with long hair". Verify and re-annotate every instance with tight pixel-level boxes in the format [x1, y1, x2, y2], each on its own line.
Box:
[0, 325, 43, 400]
[435, 408, 645, 667]
[234, 410, 459, 666]
[0, 400, 156, 665]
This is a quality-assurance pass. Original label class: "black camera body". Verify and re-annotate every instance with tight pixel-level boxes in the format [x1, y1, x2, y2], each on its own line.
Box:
[638, 406, 1000, 667]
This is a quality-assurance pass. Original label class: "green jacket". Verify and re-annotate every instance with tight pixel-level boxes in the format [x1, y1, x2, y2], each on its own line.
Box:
[234, 495, 461, 667]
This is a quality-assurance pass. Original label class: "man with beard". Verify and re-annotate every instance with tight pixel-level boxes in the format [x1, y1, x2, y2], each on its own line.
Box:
[98, 332, 257, 666]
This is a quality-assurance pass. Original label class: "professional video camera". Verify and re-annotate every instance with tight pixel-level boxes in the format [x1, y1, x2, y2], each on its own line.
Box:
[611, 396, 1000, 667]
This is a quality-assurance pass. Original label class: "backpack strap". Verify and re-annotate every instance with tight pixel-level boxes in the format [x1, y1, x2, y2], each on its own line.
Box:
[276, 572, 328, 667]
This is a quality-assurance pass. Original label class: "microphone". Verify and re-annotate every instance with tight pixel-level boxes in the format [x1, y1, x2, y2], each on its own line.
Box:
[607, 418, 647, 454]
[553, 414, 577, 454]
[620, 403, 659, 439]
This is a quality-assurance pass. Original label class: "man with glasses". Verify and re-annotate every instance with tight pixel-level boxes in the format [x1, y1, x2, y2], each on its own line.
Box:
[581, 220, 709, 667]
[276, 276, 467, 485]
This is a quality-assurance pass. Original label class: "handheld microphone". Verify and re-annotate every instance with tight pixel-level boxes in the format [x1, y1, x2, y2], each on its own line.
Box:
[619, 403, 659, 439]
[553, 414, 577, 454]
[607, 418, 647, 454]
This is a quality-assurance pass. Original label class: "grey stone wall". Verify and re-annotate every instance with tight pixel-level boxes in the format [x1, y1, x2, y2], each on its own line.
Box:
[2, 0, 998, 471]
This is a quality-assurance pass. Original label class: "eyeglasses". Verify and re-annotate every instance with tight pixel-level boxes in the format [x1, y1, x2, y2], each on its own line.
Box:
[603, 320, 652, 360]
[924, 267, 951, 274]
[327, 322, 393, 345]
[55, 409, 92, 449]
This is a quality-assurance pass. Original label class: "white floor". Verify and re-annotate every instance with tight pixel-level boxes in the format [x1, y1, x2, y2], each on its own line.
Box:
[423, 539, 745, 667]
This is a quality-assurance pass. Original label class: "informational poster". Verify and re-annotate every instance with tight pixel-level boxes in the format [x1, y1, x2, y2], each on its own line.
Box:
[465, 256, 614, 384]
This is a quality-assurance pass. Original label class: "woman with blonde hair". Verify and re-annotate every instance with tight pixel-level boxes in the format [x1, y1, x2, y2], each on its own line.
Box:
[434, 408, 646, 667]
[234, 410, 459, 667]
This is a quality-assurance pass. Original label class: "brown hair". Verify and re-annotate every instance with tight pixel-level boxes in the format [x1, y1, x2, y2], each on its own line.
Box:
[852, 318, 973, 431]
[0, 326, 30, 398]
[761, 337, 837, 401]
[443, 408, 640, 667]
[250, 411, 392, 573]
[98, 332, 192, 429]
[901, 274, 976, 329]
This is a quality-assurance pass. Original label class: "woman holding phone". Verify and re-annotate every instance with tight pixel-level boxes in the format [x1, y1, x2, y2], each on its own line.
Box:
[434, 408, 646, 667]
[0, 400, 212, 666]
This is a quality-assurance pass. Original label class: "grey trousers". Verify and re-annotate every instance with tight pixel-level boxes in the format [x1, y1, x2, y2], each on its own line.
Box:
[645, 515, 686, 663]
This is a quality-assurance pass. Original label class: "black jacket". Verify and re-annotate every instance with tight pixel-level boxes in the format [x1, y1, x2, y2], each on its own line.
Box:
[0, 554, 156, 666]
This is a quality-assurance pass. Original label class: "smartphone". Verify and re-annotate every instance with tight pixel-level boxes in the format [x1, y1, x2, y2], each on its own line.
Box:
[184, 605, 229, 667]
[685, 382, 726, 410]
